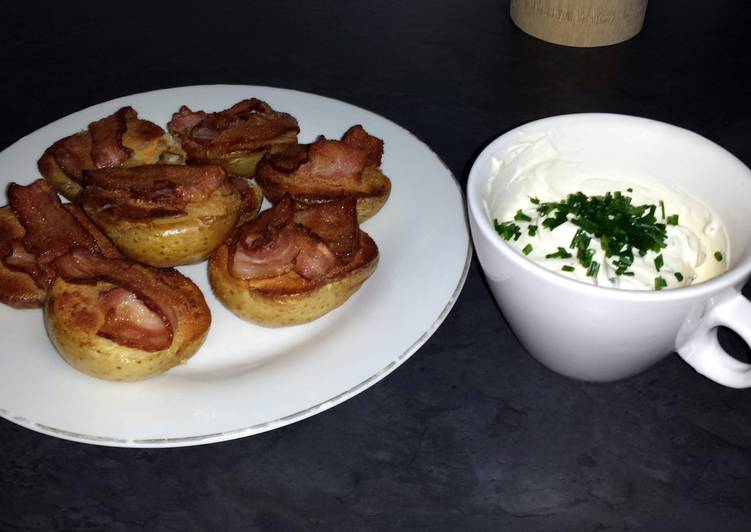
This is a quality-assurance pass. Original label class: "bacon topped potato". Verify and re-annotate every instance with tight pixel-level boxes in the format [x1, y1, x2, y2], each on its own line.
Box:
[0, 179, 122, 309]
[168, 98, 299, 178]
[77, 164, 261, 267]
[209, 195, 378, 326]
[254, 125, 390, 222]
[37, 106, 184, 201]
[0, 181, 211, 380]
[45, 248, 211, 381]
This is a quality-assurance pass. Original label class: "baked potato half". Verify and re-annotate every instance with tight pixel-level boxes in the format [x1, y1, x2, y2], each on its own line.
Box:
[168, 98, 299, 178]
[45, 249, 211, 381]
[78, 164, 261, 267]
[37, 106, 184, 201]
[209, 195, 378, 326]
[255, 125, 390, 223]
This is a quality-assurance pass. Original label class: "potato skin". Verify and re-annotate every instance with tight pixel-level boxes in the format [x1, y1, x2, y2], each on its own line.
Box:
[209, 231, 379, 326]
[190, 140, 294, 179]
[82, 182, 242, 267]
[212, 151, 266, 178]
[44, 279, 208, 381]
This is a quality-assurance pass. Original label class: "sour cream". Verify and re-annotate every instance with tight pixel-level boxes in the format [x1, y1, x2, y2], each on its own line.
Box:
[484, 132, 729, 290]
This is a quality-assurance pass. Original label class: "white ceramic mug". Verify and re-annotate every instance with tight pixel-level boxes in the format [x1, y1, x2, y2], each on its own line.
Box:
[467, 114, 751, 387]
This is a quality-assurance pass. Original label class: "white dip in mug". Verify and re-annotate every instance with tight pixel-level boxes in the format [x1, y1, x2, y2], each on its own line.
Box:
[484, 132, 729, 290]
[468, 114, 751, 387]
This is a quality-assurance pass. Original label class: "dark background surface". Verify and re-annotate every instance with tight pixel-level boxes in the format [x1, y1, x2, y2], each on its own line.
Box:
[1, 1, 750, 531]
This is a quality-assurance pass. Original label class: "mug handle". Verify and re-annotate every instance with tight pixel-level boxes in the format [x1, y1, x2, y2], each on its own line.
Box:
[677, 293, 751, 388]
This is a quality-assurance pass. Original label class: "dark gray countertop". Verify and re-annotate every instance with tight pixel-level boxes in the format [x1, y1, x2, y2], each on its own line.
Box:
[1, 1, 750, 530]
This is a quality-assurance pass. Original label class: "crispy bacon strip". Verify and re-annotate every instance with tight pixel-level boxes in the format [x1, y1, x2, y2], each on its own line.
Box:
[40, 107, 166, 184]
[264, 143, 308, 172]
[229, 196, 296, 280]
[260, 126, 383, 190]
[292, 197, 359, 257]
[64, 204, 123, 258]
[229, 196, 352, 281]
[7, 180, 101, 288]
[0, 207, 46, 308]
[306, 139, 368, 185]
[292, 231, 337, 280]
[168, 99, 299, 160]
[231, 226, 299, 280]
[49, 131, 94, 181]
[167, 106, 207, 136]
[227, 176, 262, 225]
[341, 125, 384, 168]
[4, 240, 42, 279]
[52, 249, 210, 352]
[88, 107, 132, 168]
[78, 164, 227, 219]
[97, 287, 173, 352]
[263, 138, 364, 186]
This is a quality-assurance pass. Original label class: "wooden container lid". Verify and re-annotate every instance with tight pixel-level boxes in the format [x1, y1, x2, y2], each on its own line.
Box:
[510, 0, 648, 47]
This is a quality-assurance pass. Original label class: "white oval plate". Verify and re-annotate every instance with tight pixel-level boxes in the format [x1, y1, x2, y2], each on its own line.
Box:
[0, 85, 471, 447]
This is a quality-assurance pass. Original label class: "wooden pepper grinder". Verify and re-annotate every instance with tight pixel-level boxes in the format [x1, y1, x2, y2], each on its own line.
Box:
[510, 0, 648, 47]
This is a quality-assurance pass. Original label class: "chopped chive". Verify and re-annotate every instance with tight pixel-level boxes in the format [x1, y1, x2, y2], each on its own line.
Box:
[655, 276, 668, 290]
[496, 190, 672, 278]
[622, 271, 635, 276]
[587, 261, 600, 277]
[667, 214, 679, 225]
[627, 187, 633, 192]
[561, 265, 575, 272]
[493, 219, 522, 241]
[545, 247, 573, 259]
[654, 254, 664, 272]
[714, 251, 723, 262]
[522, 244, 533, 255]
[570, 228, 590, 250]
[674, 272, 684, 282]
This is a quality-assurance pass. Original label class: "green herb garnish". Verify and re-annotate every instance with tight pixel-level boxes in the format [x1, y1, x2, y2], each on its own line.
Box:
[522, 244, 533, 255]
[714, 251, 723, 262]
[494, 219, 522, 241]
[496, 190, 671, 280]
[654, 254, 664, 272]
[570, 229, 593, 268]
[674, 272, 684, 282]
[587, 261, 600, 277]
[545, 247, 573, 259]
[667, 214, 679, 225]
[561, 265, 575, 272]
[655, 276, 668, 290]
[627, 187, 633, 192]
